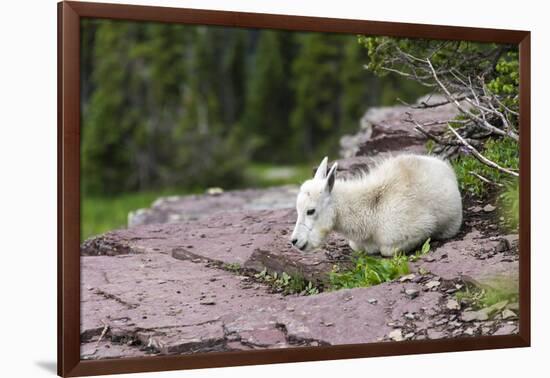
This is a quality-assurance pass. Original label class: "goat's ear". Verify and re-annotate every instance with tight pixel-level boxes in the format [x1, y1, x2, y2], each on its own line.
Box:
[325, 163, 338, 193]
[314, 156, 329, 180]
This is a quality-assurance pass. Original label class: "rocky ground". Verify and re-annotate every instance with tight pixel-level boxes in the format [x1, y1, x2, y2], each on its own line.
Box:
[80, 97, 519, 360]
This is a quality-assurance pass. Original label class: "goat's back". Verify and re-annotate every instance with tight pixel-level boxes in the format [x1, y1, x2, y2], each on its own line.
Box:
[368, 154, 462, 240]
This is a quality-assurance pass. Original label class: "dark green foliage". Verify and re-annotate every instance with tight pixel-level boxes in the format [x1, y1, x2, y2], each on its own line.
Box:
[81, 21, 252, 196]
[290, 35, 401, 159]
[82, 20, 144, 194]
[487, 50, 520, 125]
[290, 33, 344, 157]
[339, 40, 378, 134]
[241, 31, 296, 162]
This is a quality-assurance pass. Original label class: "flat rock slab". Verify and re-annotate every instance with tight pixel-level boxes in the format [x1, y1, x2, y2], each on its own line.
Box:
[83, 251, 411, 357]
[128, 185, 299, 227]
[81, 248, 518, 359]
[81, 206, 519, 359]
[82, 206, 517, 288]
[413, 230, 519, 286]
[81, 253, 289, 359]
[83, 208, 352, 284]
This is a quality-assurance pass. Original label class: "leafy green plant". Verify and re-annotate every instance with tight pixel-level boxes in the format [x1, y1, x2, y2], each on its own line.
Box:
[487, 51, 519, 117]
[304, 281, 320, 295]
[329, 238, 432, 290]
[254, 267, 268, 280]
[425, 139, 436, 154]
[329, 253, 410, 290]
[253, 268, 319, 295]
[222, 263, 242, 273]
[408, 238, 431, 262]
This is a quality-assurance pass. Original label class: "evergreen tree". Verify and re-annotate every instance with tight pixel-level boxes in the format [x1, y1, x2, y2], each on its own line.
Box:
[242, 30, 296, 162]
[82, 20, 150, 195]
[290, 33, 345, 158]
[339, 38, 373, 135]
[220, 29, 248, 126]
[170, 26, 251, 189]
[81, 20, 430, 196]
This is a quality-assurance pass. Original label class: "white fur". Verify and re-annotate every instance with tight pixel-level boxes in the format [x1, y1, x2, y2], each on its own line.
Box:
[290, 154, 463, 257]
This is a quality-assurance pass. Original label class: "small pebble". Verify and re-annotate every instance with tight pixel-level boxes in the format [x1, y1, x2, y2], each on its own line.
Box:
[405, 289, 420, 298]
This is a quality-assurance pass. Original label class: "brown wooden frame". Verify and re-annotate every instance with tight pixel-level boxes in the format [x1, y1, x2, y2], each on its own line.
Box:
[58, 1, 531, 376]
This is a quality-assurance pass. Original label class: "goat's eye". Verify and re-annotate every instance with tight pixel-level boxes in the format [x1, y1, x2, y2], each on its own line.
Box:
[306, 209, 315, 216]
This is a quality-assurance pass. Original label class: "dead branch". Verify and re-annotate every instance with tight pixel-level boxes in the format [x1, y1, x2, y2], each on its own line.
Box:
[403, 115, 461, 146]
[469, 171, 504, 187]
[376, 39, 520, 184]
[415, 95, 470, 109]
[413, 123, 451, 145]
[96, 321, 109, 347]
[447, 125, 519, 177]
[426, 59, 519, 141]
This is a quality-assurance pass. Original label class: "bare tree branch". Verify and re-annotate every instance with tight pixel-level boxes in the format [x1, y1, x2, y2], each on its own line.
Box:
[469, 171, 504, 187]
[426, 58, 519, 141]
[447, 125, 519, 177]
[371, 38, 519, 186]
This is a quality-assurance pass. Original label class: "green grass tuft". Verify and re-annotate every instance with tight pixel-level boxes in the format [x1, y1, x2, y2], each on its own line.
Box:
[329, 253, 410, 290]
[329, 239, 431, 290]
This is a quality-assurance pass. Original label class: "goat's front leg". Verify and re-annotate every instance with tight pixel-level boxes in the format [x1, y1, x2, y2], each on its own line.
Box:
[348, 240, 362, 252]
[380, 235, 427, 257]
[349, 240, 379, 255]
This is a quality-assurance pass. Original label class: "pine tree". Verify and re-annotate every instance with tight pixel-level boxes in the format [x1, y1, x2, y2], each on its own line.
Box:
[242, 30, 296, 162]
[339, 39, 373, 135]
[290, 33, 344, 159]
[82, 20, 151, 195]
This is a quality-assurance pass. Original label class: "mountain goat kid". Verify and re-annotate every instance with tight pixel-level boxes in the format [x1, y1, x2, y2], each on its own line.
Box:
[290, 155, 462, 257]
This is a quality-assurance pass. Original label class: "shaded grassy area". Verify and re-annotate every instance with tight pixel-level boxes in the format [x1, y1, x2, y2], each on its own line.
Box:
[243, 162, 314, 188]
[81, 163, 314, 241]
[452, 137, 518, 197]
[454, 278, 518, 310]
[81, 189, 184, 241]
